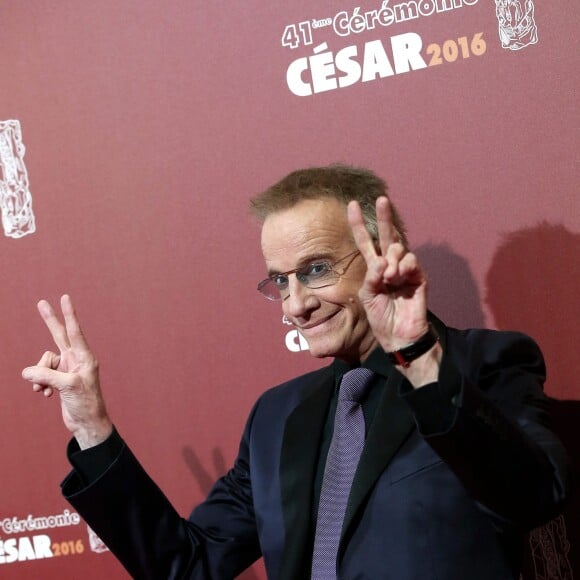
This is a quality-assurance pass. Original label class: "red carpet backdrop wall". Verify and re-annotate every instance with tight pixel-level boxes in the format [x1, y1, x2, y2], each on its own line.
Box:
[1, 1, 578, 578]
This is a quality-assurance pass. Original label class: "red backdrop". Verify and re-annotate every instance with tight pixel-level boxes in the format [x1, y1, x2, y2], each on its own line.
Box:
[1, 1, 578, 578]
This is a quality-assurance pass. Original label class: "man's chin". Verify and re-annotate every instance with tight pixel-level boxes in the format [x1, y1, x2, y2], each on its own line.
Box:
[305, 338, 338, 360]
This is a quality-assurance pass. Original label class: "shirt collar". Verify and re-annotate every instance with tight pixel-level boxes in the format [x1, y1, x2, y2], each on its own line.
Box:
[331, 348, 391, 391]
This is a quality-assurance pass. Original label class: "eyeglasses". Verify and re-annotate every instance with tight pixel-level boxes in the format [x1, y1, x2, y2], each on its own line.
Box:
[257, 250, 361, 301]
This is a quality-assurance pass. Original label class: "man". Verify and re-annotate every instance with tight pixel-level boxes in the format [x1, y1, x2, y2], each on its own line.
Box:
[23, 165, 569, 579]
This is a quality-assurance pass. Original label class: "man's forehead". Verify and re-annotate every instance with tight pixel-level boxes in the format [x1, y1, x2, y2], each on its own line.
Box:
[261, 198, 347, 233]
[260, 199, 354, 269]
[262, 198, 348, 239]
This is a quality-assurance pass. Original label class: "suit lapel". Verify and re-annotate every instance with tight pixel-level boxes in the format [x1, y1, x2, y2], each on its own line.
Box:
[278, 368, 335, 580]
[341, 369, 415, 546]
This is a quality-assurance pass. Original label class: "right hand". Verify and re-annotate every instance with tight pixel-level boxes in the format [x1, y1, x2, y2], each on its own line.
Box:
[347, 197, 429, 349]
[22, 294, 113, 449]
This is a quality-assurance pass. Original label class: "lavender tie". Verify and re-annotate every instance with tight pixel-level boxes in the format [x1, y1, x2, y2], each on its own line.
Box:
[311, 367, 374, 580]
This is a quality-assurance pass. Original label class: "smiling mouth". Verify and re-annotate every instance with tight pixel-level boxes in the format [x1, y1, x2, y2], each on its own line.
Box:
[298, 310, 340, 331]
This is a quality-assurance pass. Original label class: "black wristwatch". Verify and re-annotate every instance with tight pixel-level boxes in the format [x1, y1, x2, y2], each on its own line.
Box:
[386, 324, 439, 368]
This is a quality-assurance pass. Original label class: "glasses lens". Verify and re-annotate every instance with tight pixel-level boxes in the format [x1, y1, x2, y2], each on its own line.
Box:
[305, 268, 337, 289]
[257, 279, 283, 301]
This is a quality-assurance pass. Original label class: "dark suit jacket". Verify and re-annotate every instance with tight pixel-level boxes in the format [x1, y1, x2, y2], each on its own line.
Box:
[62, 320, 569, 579]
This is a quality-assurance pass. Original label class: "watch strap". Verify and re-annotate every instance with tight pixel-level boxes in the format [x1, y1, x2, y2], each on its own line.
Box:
[387, 323, 439, 368]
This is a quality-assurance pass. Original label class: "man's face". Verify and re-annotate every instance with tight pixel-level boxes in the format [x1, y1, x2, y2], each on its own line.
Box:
[261, 197, 377, 363]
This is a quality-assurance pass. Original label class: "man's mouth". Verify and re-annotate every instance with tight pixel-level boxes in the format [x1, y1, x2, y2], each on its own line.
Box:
[298, 310, 340, 332]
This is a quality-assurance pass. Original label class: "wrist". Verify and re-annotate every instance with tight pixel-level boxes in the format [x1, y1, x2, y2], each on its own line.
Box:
[387, 324, 442, 388]
[386, 324, 439, 368]
[73, 420, 114, 450]
[397, 340, 442, 388]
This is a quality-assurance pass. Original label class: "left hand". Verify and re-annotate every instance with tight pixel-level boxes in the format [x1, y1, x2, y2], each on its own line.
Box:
[347, 196, 429, 352]
[22, 295, 113, 448]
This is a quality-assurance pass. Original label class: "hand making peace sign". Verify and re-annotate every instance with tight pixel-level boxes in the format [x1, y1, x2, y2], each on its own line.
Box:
[22, 295, 113, 449]
[347, 197, 440, 384]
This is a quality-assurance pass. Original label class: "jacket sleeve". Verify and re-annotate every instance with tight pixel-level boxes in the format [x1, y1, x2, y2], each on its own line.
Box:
[61, 402, 262, 579]
[400, 327, 570, 530]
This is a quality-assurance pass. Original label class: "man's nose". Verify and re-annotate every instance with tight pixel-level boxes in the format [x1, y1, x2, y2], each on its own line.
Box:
[283, 275, 316, 317]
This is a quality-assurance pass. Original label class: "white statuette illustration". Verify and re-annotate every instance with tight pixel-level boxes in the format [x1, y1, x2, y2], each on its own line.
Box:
[87, 525, 109, 553]
[494, 0, 538, 50]
[0, 120, 36, 238]
[528, 515, 574, 580]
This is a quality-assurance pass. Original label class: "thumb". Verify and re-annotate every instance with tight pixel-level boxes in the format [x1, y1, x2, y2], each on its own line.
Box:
[22, 366, 74, 391]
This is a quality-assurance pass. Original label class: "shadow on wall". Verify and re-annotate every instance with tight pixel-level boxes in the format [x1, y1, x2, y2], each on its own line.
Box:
[415, 242, 485, 329]
[182, 445, 262, 580]
[182, 446, 228, 497]
[486, 223, 580, 579]
[486, 223, 580, 399]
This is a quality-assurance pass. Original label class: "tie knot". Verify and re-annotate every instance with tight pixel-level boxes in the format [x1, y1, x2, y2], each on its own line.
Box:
[339, 367, 374, 402]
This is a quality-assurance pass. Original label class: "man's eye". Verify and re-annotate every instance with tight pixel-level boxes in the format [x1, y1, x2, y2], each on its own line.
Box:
[305, 262, 331, 278]
[272, 274, 289, 288]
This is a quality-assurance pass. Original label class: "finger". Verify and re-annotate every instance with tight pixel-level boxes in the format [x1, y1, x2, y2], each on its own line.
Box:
[360, 254, 388, 297]
[22, 366, 73, 392]
[398, 251, 419, 274]
[376, 197, 398, 256]
[37, 350, 61, 369]
[61, 295, 90, 351]
[37, 299, 71, 351]
[384, 251, 426, 289]
[383, 242, 407, 282]
[32, 382, 54, 397]
[397, 252, 426, 286]
[347, 200, 378, 264]
[27, 364, 57, 397]
[29, 350, 60, 394]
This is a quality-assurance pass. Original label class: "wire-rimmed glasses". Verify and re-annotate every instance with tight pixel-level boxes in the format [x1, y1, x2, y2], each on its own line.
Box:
[257, 249, 361, 301]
